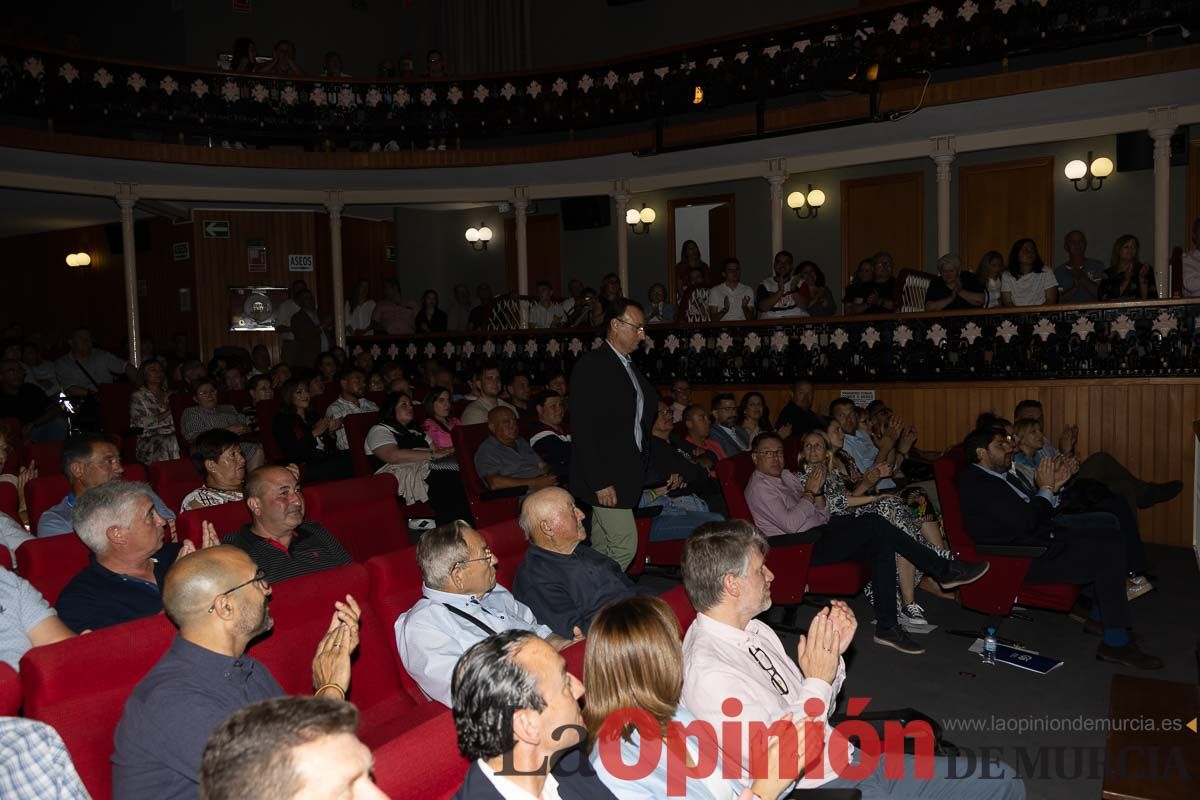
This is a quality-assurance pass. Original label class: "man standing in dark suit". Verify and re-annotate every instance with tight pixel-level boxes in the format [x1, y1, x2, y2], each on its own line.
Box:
[568, 299, 655, 570]
[957, 428, 1162, 670]
[450, 630, 615, 800]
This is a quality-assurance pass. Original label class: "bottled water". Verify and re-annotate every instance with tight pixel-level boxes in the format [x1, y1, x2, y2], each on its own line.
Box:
[982, 627, 997, 665]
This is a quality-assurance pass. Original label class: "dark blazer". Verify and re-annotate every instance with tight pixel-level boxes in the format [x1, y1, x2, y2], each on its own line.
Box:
[452, 748, 616, 800]
[957, 464, 1057, 547]
[568, 342, 655, 509]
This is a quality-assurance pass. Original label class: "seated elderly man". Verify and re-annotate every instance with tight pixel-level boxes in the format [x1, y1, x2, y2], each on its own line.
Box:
[0, 568, 75, 671]
[680, 521, 1025, 799]
[512, 487, 636, 638]
[224, 466, 351, 584]
[38, 432, 176, 537]
[745, 432, 988, 655]
[57, 481, 219, 632]
[395, 520, 582, 706]
[449, 630, 613, 799]
[200, 697, 386, 800]
[113, 545, 361, 800]
[473, 407, 558, 493]
[528, 390, 571, 484]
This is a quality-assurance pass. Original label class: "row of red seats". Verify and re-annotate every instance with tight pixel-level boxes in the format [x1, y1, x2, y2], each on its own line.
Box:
[7, 514, 698, 800]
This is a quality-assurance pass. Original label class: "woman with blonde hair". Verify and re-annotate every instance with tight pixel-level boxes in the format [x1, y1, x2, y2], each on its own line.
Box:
[585, 595, 797, 800]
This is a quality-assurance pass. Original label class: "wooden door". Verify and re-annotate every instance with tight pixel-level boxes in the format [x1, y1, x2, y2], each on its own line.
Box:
[708, 204, 734, 267]
[840, 172, 925, 288]
[958, 157, 1055, 270]
[505, 214, 562, 293]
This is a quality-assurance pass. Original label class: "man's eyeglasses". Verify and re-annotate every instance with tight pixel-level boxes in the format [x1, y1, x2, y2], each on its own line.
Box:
[613, 317, 646, 334]
[755, 449, 785, 459]
[715, 404, 737, 412]
[208, 568, 269, 613]
[749, 646, 789, 695]
[455, 549, 494, 569]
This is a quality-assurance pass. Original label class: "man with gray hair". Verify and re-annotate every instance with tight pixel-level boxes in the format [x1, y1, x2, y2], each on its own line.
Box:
[512, 487, 636, 638]
[680, 520, 1024, 799]
[56, 481, 219, 633]
[394, 520, 581, 707]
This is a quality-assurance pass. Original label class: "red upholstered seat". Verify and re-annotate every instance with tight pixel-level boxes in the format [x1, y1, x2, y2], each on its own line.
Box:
[0, 661, 19, 716]
[313, 385, 340, 417]
[626, 514, 684, 577]
[27, 440, 63, 476]
[364, 547, 423, 675]
[661, 584, 697, 634]
[0, 481, 18, 526]
[98, 383, 136, 436]
[716, 453, 868, 600]
[371, 710, 468, 800]
[0, 417, 21, 473]
[255, 399, 284, 464]
[451, 423, 521, 527]
[16, 534, 91, 605]
[169, 393, 196, 453]
[26, 464, 147, 536]
[344, 411, 378, 478]
[479, 519, 527, 590]
[148, 458, 203, 517]
[177, 501, 251, 548]
[934, 456, 1080, 617]
[305, 474, 410, 562]
[20, 613, 177, 800]
[0, 544, 11, 571]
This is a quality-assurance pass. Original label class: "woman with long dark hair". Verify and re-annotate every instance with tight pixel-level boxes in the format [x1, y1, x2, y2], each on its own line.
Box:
[420, 386, 461, 449]
[414, 290, 448, 333]
[272, 379, 354, 483]
[1000, 238, 1059, 307]
[674, 239, 711, 299]
[1099, 234, 1157, 300]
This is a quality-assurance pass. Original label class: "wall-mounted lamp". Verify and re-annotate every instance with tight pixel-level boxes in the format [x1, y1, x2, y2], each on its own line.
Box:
[692, 85, 704, 105]
[65, 252, 92, 267]
[625, 204, 656, 235]
[464, 225, 493, 251]
[1064, 151, 1113, 192]
[786, 184, 826, 220]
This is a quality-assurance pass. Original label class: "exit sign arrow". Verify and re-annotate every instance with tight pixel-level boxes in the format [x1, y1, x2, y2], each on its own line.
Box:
[203, 220, 231, 239]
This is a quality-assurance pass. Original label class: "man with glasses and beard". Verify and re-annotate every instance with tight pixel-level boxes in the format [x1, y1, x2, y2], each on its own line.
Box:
[112, 545, 361, 800]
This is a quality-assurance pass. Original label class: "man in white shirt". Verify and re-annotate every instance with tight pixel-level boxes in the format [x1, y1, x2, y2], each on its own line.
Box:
[324, 368, 378, 450]
[757, 250, 809, 318]
[395, 521, 581, 707]
[461, 364, 515, 425]
[54, 329, 137, 397]
[273, 280, 306, 348]
[706, 258, 756, 321]
[680, 521, 1024, 799]
[670, 379, 691, 423]
[447, 283, 475, 332]
[526, 281, 565, 328]
[1182, 217, 1200, 297]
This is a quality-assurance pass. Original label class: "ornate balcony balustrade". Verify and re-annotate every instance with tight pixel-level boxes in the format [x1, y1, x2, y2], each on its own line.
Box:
[348, 299, 1200, 386]
[0, 0, 1192, 150]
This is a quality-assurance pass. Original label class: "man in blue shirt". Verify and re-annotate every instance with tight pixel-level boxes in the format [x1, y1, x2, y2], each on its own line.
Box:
[831, 398, 900, 491]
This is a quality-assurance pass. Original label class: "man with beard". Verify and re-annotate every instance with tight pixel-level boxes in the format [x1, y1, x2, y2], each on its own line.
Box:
[224, 466, 352, 584]
[112, 545, 361, 799]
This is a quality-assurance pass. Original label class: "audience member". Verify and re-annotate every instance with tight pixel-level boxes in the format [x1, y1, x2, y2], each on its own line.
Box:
[504, 372, 532, 418]
[112, 545, 360, 798]
[1182, 217, 1200, 297]
[598, 273, 624, 313]
[798, 260, 836, 317]
[395, 521, 581, 706]
[230, 37, 258, 72]
[757, 249, 808, 318]
[569, 298, 654, 569]
[58, 481, 219, 632]
[181, 429, 253, 510]
[529, 390, 571, 484]
[345, 280, 376, 335]
[38, 433, 175, 536]
[707, 258, 756, 321]
[0, 717, 90, 798]
[1098, 234, 1157, 301]
[325, 368, 379, 450]
[322, 50, 351, 79]
[474, 407, 557, 493]
[467, 284, 495, 330]
[924, 253, 987, 311]
[460, 364, 515, 425]
[773, 379, 821, 436]
[449, 630, 611, 799]
[269, 363, 292, 389]
[674, 239, 712, 298]
[831, 397, 900, 491]
[737, 391, 792, 449]
[315, 351, 339, 384]
[569, 287, 606, 328]
[0, 357, 64, 442]
[415, 289, 449, 333]
[20, 341, 60, 396]
[420, 386, 461, 449]
[54, 328, 136, 398]
[679, 266, 713, 321]
[200, 696, 385, 800]
[644, 282, 676, 323]
[447, 283, 474, 331]
[0, 432, 34, 554]
[366, 391, 469, 523]
[528, 281, 566, 328]
[669, 378, 691, 422]
[679, 521, 1022, 796]
[256, 39, 303, 75]
[975, 250, 1006, 307]
[272, 379, 353, 483]
[513, 487, 637, 637]
[957, 428, 1161, 669]
[546, 371, 568, 404]
[682, 403, 725, 462]
[1055, 230, 1106, 303]
[1001, 238, 1058, 306]
[248, 345, 272, 377]
[842, 258, 877, 315]
[372, 279, 417, 335]
[708, 392, 749, 454]
[648, 400, 728, 515]
[224, 466, 352, 583]
[0, 567, 74, 670]
[181, 379, 265, 470]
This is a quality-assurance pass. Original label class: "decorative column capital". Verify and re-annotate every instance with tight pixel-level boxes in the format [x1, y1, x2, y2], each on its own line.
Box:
[114, 183, 138, 210]
[764, 157, 787, 180]
[610, 179, 631, 207]
[1148, 106, 1178, 141]
[511, 185, 530, 211]
[766, 173, 787, 189]
[929, 135, 956, 165]
[324, 190, 345, 216]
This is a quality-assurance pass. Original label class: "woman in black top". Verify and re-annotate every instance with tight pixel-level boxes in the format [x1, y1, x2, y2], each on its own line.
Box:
[1099, 234, 1157, 301]
[924, 253, 987, 311]
[272, 379, 354, 483]
[414, 290, 449, 333]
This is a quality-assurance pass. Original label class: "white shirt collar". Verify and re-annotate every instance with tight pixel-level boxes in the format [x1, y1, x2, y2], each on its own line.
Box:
[477, 759, 561, 800]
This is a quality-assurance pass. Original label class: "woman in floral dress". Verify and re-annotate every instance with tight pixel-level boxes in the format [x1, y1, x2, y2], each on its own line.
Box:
[129, 360, 180, 464]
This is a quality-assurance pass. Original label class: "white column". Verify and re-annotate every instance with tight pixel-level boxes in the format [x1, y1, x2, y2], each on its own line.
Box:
[612, 182, 630, 294]
[1149, 107, 1177, 298]
[325, 191, 347, 349]
[116, 185, 142, 368]
[765, 158, 786, 257]
[930, 135, 956, 259]
[513, 186, 529, 326]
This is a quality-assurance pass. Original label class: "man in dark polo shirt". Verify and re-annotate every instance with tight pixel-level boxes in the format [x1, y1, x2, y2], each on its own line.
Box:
[113, 545, 362, 800]
[528, 390, 571, 485]
[223, 466, 351, 584]
[474, 406, 557, 493]
[512, 487, 636, 638]
[56, 481, 219, 632]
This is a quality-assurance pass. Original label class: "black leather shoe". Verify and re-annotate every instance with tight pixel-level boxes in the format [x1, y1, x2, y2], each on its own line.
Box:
[1096, 641, 1163, 670]
[874, 625, 926, 655]
[937, 561, 990, 590]
[1137, 480, 1182, 509]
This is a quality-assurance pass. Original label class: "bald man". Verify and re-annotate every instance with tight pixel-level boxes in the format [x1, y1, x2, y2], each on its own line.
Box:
[511, 487, 637, 638]
[223, 466, 352, 584]
[473, 407, 557, 493]
[112, 545, 361, 800]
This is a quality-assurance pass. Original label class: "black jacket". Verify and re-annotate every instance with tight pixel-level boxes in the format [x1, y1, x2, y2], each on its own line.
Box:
[512, 544, 635, 638]
[451, 749, 615, 799]
[567, 342, 655, 509]
[957, 464, 1057, 547]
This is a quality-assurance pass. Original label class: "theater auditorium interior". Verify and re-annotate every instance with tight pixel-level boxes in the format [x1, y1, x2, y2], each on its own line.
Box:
[0, 1, 1198, 798]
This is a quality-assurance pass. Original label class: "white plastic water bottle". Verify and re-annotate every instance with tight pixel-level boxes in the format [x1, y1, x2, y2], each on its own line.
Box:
[982, 627, 997, 665]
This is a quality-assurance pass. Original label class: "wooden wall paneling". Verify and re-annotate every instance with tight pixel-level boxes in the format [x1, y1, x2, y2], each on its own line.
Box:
[341, 217, 396, 299]
[958, 157, 1054, 270]
[840, 172, 925, 287]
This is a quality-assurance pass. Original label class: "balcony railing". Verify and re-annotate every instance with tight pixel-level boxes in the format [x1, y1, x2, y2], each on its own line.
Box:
[0, 0, 1193, 151]
[348, 298, 1200, 386]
